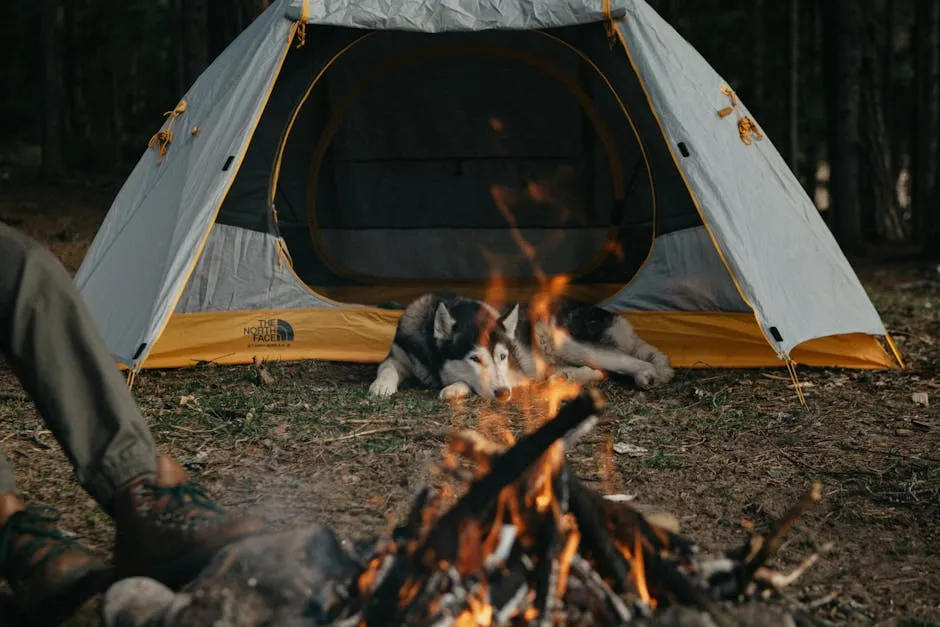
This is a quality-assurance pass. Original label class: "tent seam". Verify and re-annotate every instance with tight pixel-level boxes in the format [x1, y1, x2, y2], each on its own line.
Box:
[612, 20, 785, 362]
[134, 18, 302, 368]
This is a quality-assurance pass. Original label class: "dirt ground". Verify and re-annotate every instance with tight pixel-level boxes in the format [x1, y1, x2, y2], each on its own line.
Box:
[0, 181, 938, 626]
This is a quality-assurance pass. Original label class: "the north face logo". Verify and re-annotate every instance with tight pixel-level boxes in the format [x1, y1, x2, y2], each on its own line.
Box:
[244, 319, 294, 346]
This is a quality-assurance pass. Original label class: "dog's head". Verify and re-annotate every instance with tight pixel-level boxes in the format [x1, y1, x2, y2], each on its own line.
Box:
[433, 301, 519, 401]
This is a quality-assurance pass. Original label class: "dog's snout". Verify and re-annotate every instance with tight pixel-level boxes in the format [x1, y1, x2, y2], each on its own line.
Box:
[494, 387, 512, 402]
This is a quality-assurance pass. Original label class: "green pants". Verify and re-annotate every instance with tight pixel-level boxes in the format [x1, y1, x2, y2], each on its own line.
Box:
[0, 223, 155, 513]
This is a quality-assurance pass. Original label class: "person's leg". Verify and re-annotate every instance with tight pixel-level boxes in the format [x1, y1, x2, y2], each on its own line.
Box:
[0, 224, 263, 595]
[0, 223, 156, 511]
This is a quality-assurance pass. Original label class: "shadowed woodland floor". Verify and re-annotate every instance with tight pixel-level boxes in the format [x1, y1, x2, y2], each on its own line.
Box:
[0, 182, 938, 626]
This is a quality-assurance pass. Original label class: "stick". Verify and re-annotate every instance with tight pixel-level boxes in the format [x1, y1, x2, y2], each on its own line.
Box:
[743, 483, 822, 581]
[320, 426, 414, 444]
[752, 541, 834, 590]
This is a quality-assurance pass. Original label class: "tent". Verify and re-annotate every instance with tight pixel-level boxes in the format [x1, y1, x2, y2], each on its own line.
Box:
[75, 0, 903, 373]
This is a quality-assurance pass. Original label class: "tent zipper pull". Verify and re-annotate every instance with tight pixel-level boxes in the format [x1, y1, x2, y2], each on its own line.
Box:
[294, 0, 309, 48]
[602, 0, 618, 49]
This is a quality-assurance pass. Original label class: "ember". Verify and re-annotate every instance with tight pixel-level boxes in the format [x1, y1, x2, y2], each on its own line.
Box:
[322, 389, 825, 627]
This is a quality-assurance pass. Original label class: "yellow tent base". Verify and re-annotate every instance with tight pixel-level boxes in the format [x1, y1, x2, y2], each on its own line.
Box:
[135, 308, 901, 371]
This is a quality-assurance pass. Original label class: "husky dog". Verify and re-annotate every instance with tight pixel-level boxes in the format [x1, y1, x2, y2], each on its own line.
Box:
[502, 298, 674, 389]
[368, 294, 519, 401]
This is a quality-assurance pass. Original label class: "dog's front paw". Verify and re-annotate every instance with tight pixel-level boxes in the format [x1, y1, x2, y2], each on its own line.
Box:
[440, 382, 471, 401]
[368, 376, 398, 398]
[654, 364, 675, 384]
[560, 366, 606, 384]
[633, 363, 658, 389]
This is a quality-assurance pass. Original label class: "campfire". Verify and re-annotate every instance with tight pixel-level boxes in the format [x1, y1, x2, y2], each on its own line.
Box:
[318, 388, 824, 627]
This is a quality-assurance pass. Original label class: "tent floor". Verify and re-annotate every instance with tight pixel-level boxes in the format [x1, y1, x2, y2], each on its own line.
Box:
[139, 308, 900, 370]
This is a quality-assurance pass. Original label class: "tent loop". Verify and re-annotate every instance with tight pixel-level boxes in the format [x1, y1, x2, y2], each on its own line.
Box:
[147, 99, 188, 166]
[294, 0, 309, 48]
[602, 0, 617, 49]
[717, 85, 763, 146]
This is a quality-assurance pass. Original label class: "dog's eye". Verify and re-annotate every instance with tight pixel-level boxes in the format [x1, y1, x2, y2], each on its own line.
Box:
[499, 353, 507, 361]
[470, 355, 483, 364]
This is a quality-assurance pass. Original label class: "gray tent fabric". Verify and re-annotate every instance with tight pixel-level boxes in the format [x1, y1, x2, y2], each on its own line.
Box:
[286, 0, 628, 32]
[616, 2, 886, 354]
[174, 224, 338, 314]
[606, 226, 749, 312]
[74, 4, 295, 365]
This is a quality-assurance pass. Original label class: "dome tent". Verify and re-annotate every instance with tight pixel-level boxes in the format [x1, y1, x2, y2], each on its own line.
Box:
[75, 0, 902, 373]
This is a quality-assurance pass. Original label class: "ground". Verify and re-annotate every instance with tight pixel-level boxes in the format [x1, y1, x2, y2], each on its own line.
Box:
[0, 181, 938, 626]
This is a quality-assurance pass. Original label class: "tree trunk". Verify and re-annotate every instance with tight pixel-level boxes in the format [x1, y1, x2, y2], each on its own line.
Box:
[927, 2, 940, 258]
[183, 0, 208, 86]
[171, 0, 187, 97]
[882, 0, 894, 156]
[751, 0, 765, 115]
[859, 0, 904, 243]
[208, 0, 237, 62]
[821, 0, 864, 256]
[40, 0, 65, 179]
[787, 0, 799, 172]
[107, 0, 125, 169]
[911, 0, 938, 249]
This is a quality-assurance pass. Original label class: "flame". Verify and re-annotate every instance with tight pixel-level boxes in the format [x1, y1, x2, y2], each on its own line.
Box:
[357, 556, 383, 594]
[555, 522, 581, 599]
[615, 537, 656, 608]
[488, 117, 505, 133]
[632, 533, 655, 607]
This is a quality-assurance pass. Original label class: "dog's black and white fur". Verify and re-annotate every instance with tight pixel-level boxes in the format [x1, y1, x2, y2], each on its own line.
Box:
[368, 293, 518, 401]
[502, 298, 674, 389]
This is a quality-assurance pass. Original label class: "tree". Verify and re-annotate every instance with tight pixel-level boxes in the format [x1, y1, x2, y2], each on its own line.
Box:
[821, 0, 864, 255]
[859, 0, 904, 243]
[927, 1, 940, 258]
[786, 0, 799, 172]
[40, 0, 65, 178]
[751, 0, 765, 116]
[912, 0, 938, 252]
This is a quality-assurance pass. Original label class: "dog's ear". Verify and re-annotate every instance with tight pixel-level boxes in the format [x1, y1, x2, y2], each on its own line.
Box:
[433, 302, 456, 342]
[500, 304, 520, 337]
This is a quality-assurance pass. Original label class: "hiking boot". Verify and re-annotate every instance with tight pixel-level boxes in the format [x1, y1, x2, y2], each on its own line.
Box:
[0, 493, 110, 626]
[113, 456, 264, 588]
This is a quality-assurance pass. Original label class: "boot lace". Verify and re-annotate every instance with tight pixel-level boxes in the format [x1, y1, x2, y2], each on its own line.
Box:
[143, 481, 226, 520]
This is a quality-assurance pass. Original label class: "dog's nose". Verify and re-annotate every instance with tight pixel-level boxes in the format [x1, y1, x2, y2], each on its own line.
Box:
[494, 387, 512, 402]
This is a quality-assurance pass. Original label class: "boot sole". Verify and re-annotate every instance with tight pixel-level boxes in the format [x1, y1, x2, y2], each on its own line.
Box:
[115, 530, 264, 591]
[18, 563, 113, 627]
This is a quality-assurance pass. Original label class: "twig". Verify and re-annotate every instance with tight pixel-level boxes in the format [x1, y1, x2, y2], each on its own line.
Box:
[806, 591, 840, 610]
[744, 483, 822, 580]
[753, 542, 833, 589]
[167, 424, 227, 435]
[320, 426, 414, 444]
